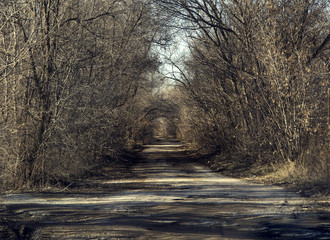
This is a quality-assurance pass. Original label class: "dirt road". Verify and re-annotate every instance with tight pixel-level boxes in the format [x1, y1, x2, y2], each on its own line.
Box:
[1, 139, 329, 239]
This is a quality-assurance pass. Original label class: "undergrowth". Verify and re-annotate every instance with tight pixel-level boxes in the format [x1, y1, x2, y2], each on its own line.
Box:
[197, 150, 329, 197]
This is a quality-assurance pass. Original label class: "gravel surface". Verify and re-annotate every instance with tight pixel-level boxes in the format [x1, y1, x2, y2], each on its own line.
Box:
[1, 139, 329, 239]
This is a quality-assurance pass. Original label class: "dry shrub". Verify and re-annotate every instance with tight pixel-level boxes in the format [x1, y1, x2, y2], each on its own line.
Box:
[0, 0, 165, 192]
[160, 0, 329, 192]
[263, 145, 329, 195]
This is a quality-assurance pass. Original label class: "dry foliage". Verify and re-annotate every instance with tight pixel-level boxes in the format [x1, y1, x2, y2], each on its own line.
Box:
[159, 0, 329, 190]
[0, 0, 166, 191]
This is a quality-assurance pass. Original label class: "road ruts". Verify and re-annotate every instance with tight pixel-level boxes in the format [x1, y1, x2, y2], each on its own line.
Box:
[2, 138, 330, 239]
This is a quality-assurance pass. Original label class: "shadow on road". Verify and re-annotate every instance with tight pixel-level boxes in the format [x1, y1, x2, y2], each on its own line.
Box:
[1, 138, 329, 239]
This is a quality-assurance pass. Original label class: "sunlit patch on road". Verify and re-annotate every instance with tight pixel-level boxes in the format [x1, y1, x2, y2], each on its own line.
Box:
[2, 140, 330, 239]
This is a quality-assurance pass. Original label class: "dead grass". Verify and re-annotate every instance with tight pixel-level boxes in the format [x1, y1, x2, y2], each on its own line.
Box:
[195, 150, 329, 198]
[257, 158, 330, 197]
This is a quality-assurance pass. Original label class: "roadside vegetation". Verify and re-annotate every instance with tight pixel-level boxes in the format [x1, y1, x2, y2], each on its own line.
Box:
[158, 0, 329, 195]
[1, 0, 328, 195]
[0, 0, 168, 192]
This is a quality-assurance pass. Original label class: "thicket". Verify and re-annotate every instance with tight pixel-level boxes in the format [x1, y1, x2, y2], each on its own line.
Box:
[0, 0, 166, 191]
[160, 0, 329, 190]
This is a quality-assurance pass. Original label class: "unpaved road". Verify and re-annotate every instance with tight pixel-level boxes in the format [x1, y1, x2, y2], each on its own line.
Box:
[1, 139, 329, 239]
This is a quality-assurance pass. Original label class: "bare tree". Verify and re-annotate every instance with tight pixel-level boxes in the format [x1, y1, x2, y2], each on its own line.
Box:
[159, 0, 329, 183]
[0, 0, 166, 190]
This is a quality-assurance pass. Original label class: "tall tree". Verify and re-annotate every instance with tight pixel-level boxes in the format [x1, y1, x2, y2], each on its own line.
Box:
[0, 0, 165, 190]
[159, 0, 329, 172]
